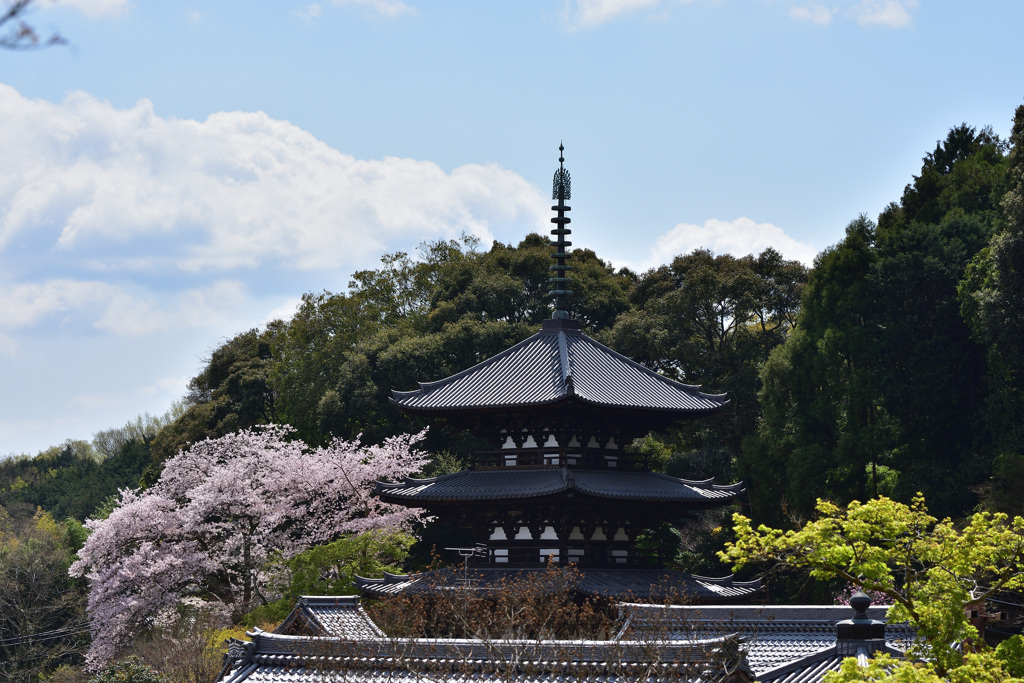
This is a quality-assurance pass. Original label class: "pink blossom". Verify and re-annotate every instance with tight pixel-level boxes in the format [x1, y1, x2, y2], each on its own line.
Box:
[70, 425, 427, 668]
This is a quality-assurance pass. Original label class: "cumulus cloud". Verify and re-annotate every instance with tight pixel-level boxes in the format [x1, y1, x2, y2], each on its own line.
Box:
[0, 277, 248, 339]
[0, 280, 121, 330]
[644, 217, 818, 268]
[0, 85, 546, 273]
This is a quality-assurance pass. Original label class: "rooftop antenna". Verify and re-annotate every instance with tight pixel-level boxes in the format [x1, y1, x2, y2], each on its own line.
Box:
[550, 143, 572, 319]
[446, 544, 487, 587]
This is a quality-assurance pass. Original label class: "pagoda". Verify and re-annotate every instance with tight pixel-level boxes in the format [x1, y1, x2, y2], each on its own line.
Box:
[361, 146, 756, 601]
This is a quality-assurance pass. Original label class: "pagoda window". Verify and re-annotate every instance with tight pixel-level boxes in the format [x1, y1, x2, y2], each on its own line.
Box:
[567, 547, 584, 564]
[567, 453, 579, 465]
[504, 454, 517, 467]
[569, 526, 585, 541]
[490, 526, 508, 541]
[614, 527, 629, 541]
[543, 434, 559, 447]
[493, 548, 508, 564]
[501, 436, 516, 449]
[540, 548, 560, 563]
[544, 453, 559, 466]
[540, 526, 558, 540]
[523, 435, 538, 448]
[514, 526, 533, 540]
[587, 436, 600, 448]
[612, 549, 628, 565]
[568, 436, 581, 448]
[591, 527, 607, 541]
[607, 437, 618, 450]
[605, 455, 618, 468]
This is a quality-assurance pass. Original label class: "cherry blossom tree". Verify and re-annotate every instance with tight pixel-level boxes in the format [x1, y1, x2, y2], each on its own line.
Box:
[70, 425, 427, 668]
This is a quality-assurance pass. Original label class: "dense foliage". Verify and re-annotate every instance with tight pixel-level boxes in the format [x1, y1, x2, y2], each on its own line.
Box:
[0, 509, 88, 681]
[746, 119, 1019, 523]
[721, 495, 1024, 679]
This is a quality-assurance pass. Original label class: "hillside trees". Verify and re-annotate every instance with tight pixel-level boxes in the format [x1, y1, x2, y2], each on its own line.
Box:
[0, 508, 88, 681]
[269, 234, 632, 454]
[606, 248, 807, 479]
[746, 124, 1010, 524]
[70, 426, 427, 668]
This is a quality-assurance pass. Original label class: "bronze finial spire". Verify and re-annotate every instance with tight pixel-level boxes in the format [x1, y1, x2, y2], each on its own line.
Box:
[550, 143, 572, 319]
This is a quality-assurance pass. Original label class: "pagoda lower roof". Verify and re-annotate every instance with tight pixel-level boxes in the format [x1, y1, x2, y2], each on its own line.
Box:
[390, 319, 728, 415]
[375, 468, 745, 505]
[355, 566, 761, 602]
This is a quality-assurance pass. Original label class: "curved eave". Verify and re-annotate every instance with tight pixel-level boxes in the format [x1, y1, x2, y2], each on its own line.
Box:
[390, 393, 730, 415]
[374, 470, 746, 506]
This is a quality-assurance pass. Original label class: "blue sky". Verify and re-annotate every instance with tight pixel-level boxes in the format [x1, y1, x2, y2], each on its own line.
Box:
[2, 0, 1023, 457]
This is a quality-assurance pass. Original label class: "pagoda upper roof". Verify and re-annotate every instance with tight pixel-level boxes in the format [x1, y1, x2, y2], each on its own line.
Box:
[375, 468, 744, 506]
[390, 319, 728, 415]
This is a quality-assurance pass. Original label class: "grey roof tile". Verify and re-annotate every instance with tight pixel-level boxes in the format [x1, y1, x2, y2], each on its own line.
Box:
[391, 326, 727, 414]
[276, 596, 385, 638]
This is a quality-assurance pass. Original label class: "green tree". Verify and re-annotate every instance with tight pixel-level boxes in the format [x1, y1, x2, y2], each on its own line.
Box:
[87, 656, 169, 683]
[144, 326, 280, 484]
[608, 247, 807, 480]
[720, 495, 1024, 678]
[748, 123, 1009, 524]
[0, 508, 88, 681]
[245, 528, 414, 625]
[959, 104, 1024, 516]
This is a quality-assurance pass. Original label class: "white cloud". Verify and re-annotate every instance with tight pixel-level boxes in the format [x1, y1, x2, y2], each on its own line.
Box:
[574, 0, 663, 27]
[0, 280, 121, 330]
[644, 217, 818, 269]
[331, 0, 414, 18]
[789, 1, 918, 28]
[297, 3, 323, 20]
[53, 0, 132, 18]
[93, 280, 248, 337]
[0, 277, 248, 339]
[140, 375, 190, 397]
[850, 0, 917, 28]
[264, 296, 303, 324]
[789, 4, 834, 25]
[0, 84, 547, 273]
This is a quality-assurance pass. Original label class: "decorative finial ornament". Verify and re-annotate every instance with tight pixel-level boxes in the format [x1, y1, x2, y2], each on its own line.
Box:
[549, 144, 573, 319]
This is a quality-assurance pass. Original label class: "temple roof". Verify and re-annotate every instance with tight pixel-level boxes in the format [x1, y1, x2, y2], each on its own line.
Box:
[376, 468, 744, 505]
[219, 597, 913, 683]
[390, 319, 728, 415]
[354, 566, 761, 602]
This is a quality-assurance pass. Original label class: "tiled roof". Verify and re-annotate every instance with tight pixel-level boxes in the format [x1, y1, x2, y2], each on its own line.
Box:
[354, 566, 761, 602]
[274, 596, 384, 638]
[376, 468, 745, 505]
[390, 322, 728, 414]
[220, 597, 920, 683]
[221, 628, 729, 683]
[616, 603, 915, 677]
[757, 644, 906, 683]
